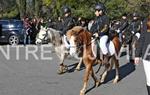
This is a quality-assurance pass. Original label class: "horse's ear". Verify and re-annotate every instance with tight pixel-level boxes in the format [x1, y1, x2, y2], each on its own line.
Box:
[40, 26, 44, 29]
[40, 26, 47, 30]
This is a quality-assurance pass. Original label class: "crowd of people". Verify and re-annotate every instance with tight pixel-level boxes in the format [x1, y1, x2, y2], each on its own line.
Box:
[22, 17, 46, 45]
[22, 6, 145, 46]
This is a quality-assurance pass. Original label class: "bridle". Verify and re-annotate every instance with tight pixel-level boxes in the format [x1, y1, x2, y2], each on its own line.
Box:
[36, 29, 49, 42]
[69, 30, 95, 50]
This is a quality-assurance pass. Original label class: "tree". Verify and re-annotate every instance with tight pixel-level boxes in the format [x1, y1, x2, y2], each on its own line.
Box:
[16, 0, 26, 18]
[1, 0, 150, 19]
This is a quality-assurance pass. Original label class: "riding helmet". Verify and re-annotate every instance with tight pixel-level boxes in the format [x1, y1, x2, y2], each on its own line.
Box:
[95, 3, 106, 12]
[62, 6, 71, 14]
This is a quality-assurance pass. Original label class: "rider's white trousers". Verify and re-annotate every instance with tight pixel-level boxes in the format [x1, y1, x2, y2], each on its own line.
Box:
[63, 35, 70, 49]
[143, 60, 150, 86]
[100, 35, 109, 55]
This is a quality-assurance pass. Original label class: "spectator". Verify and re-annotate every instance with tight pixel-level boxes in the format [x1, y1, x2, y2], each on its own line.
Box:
[23, 17, 32, 45]
[134, 15, 150, 95]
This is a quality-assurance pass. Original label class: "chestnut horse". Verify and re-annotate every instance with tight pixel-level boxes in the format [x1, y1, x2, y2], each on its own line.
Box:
[66, 26, 121, 95]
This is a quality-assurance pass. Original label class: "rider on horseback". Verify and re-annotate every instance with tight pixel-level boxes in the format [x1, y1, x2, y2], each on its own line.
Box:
[117, 13, 129, 43]
[90, 3, 110, 63]
[60, 6, 76, 49]
[129, 12, 142, 39]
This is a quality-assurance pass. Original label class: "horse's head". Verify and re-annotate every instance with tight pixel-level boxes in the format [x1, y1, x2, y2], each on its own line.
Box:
[66, 26, 91, 56]
[35, 26, 48, 44]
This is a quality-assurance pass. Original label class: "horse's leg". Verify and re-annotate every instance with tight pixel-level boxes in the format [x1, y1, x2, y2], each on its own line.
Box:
[57, 53, 68, 74]
[112, 56, 120, 84]
[75, 58, 83, 71]
[90, 67, 100, 87]
[80, 63, 91, 95]
[100, 62, 110, 83]
[108, 58, 114, 71]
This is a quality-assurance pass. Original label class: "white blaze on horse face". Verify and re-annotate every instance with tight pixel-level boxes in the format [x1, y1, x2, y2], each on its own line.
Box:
[69, 36, 77, 56]
[36, 28, 47, 44]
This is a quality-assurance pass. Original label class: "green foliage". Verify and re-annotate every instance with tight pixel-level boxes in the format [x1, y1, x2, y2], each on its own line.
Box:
[106, 0, 128, 19]
[0, 0, 149, 19]
[1, 6, 19, 18]
[42, 0, 52, 6]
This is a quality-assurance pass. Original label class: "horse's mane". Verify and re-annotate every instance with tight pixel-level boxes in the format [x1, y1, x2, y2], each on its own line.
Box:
[67, 26, 92, 38]
[47, 28, 61, 33]
[47, 27, 62, 45]
[67, 26, 83, 37]
[67, 26, 92, 45]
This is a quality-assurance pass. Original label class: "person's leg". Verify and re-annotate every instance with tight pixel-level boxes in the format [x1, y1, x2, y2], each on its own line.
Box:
[28, 35, 31, 44]
[143, 60, 150, 95]
[100, 35, 109, 63]
[24, 34, 27, 45]
[63, 35, 70, 49]
[100, 35, 109, 55]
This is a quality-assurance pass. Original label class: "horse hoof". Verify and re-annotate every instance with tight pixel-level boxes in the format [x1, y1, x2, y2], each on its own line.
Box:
[57, 70, 65, 75]
[95, 80, 101, 87]
[113, 79, 118, 84]
[113, 77, 119, 84]
[57, 65, 68, 75]
[75, 68, 80, 71]
[80, 91, 85, 95]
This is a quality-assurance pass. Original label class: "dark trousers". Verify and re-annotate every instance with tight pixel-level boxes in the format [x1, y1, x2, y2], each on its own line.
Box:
[24, 34, 31, 45]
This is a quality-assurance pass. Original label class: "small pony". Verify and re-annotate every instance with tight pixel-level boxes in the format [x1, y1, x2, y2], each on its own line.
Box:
[66, 26, 121, 95]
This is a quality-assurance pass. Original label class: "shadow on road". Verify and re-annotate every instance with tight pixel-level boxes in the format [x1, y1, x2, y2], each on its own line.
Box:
[104, 62, 136, 83]
[67, 62, 85, 73]
[85, 62, 135, 94]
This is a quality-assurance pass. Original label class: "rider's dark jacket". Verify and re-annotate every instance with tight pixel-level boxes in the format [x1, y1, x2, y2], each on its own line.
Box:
[118, 19, 128, 32]
[135, 18, 150, 61]
[61, 15, 75, 35]
[128, 19, 141, 34]
[90, 15, 109, 36]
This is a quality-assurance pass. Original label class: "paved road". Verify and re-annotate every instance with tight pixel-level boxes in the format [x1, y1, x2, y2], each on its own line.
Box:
[0, 45, 147, 95]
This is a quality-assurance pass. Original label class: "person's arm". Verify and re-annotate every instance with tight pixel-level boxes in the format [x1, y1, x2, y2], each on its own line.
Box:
[90, 22, 97, 34]
[119, 21, 128, 31]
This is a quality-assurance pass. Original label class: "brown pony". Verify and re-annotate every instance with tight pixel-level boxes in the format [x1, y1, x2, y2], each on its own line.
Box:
[66, 26, 121, 95]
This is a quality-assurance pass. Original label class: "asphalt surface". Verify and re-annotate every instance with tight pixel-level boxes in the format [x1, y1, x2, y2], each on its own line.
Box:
[0, 44, 147, 95]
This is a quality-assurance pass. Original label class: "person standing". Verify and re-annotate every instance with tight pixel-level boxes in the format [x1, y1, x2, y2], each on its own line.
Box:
[23, 17, 32, 45]
[135, 15, 150, 95]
